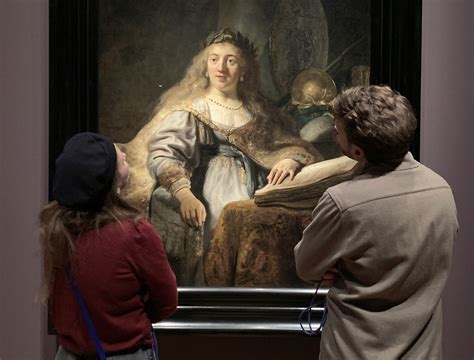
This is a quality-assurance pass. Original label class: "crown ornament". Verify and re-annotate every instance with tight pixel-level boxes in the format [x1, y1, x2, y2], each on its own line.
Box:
[203, 28, 258, 58]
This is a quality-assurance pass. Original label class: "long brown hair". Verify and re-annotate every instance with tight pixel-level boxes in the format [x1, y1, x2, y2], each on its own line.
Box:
[38, 188, 142, 303]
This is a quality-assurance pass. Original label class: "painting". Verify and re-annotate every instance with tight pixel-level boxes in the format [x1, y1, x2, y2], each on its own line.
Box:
[49, 0, 421, 332]
[96, 0, 371, 288]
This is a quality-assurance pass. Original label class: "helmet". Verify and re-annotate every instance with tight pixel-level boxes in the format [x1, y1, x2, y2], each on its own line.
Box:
[291, 68, 337, 109]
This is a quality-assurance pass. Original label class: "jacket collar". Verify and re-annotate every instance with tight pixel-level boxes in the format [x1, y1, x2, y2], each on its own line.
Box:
[395, 152, 419, 171]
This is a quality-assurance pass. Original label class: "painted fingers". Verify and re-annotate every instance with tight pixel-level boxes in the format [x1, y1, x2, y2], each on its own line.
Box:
[267, 158, 299, 185]
[180, 196, 207, 228]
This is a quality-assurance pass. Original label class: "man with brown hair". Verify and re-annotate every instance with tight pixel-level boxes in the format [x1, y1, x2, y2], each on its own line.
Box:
[294, 85, 458, 359]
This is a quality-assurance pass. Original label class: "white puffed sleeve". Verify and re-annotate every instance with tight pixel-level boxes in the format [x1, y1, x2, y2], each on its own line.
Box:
[147, 111, 201, 195]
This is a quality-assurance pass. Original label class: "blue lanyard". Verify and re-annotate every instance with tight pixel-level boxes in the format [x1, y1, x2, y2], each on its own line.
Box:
[151, 330, 159, 360]
[65, 264, 107, 360]
[298, 280, 328, 336]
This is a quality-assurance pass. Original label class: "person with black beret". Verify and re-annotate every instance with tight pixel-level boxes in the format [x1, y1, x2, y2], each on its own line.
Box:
[38, 132, 177, 359]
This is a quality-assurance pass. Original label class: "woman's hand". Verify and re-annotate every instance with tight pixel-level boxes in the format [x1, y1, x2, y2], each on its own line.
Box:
[267, 158, 300, 185]
[175, 188, 207, 227]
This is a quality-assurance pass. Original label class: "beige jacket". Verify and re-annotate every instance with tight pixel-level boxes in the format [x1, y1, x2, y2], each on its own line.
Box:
[294, 152, 458, 359]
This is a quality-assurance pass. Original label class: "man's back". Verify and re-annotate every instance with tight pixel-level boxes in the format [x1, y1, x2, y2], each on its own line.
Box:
[296, 153, 458, 359]
[325, 153, 457, 359]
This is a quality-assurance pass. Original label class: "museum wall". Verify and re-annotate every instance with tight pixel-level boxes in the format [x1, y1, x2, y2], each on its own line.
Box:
[0, 1, 56, 359]
[420, 1, 473, 359]
[0, 0, 472, 359]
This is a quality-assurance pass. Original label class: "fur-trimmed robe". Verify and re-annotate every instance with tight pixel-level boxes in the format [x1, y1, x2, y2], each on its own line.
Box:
[119, 99, 321, 213]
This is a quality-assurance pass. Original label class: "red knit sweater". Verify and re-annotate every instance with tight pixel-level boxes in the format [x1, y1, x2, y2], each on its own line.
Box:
[51, 218, 177, 355]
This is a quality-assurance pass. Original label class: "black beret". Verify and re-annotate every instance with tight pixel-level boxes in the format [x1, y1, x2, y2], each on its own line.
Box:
[53, 132, 117, 210]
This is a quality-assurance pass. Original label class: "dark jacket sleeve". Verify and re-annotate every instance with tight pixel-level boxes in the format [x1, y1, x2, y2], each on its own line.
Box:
[132, 219, 178, 322]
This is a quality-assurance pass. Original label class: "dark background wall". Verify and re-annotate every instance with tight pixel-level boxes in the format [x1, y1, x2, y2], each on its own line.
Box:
[0, 0, 472, 359]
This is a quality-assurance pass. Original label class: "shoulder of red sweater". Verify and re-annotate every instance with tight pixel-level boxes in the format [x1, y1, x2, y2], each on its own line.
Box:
[126, 218, 159, 240]
[97, 217, 149, 235]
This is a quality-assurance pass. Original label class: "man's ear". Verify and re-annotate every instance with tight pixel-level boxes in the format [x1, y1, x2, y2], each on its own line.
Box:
[351, 145, 366, 162]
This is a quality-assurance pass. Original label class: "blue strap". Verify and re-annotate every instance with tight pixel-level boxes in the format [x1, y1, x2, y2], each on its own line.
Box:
[151, 330, 159, 360]
[66, 264, 107, 360]
[298, 280, 328, 336]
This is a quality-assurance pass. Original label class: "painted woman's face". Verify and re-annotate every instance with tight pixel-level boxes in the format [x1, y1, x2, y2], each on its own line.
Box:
[206, 42, 243, 94]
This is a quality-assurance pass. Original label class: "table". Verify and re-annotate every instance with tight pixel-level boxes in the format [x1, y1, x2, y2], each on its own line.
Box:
[204, 200, 312, 288]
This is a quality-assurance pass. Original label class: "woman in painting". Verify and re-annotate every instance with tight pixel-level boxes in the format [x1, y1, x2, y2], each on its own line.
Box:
[147, 28, 321, 285]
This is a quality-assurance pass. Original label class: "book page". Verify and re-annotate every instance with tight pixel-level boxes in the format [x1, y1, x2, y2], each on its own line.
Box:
[256, 156, 357, 195]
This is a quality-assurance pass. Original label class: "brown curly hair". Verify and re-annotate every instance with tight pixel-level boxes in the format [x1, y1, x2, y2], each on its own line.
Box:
[332, 85, 417, 174]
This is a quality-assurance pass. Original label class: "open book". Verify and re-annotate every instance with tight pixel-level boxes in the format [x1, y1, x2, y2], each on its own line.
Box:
[255, 156, 357, 209]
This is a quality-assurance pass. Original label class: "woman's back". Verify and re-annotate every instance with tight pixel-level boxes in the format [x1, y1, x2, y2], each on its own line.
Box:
[52, 218, 177, 355]
[42, 132, 177, 358]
